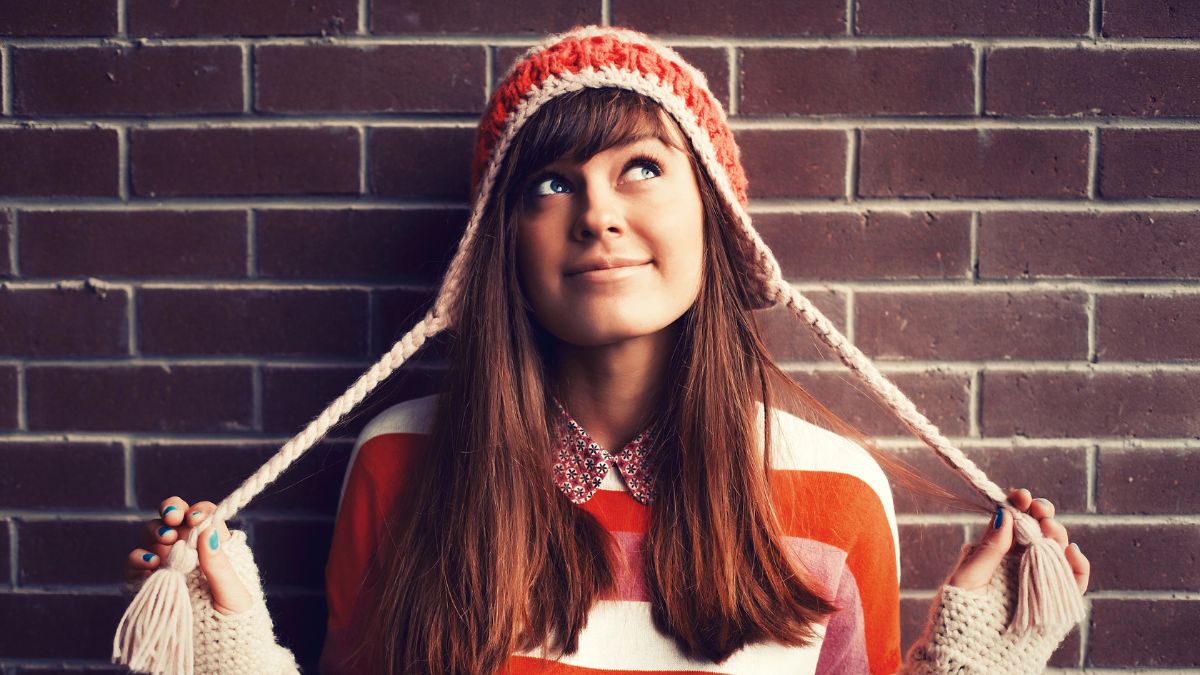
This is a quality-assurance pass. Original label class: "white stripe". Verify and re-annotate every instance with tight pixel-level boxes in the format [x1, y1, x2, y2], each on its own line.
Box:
[514, 599, 825, 673]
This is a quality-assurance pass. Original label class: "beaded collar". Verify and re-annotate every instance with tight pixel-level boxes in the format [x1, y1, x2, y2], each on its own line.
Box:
[551, 398, 664, 505]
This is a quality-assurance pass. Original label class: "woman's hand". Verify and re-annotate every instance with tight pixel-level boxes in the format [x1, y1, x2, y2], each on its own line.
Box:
[946, 487, 1090, 595]
[124, 496, 255, 615]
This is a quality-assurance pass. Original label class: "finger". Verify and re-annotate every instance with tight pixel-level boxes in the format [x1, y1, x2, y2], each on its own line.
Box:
[196, 518, 254, 615]
[1029, 497, 1056, 520]
[1065, 542, 1090, 595]
[1039, 516, 1069, 551]
[126, 547, 160, 581]
[147, 519, 179, 547]
[1007, 487, 1033, 512]
[948, 505, 1015, 592]
[158, 496, 190, 527]
[184, 502, 231, 544]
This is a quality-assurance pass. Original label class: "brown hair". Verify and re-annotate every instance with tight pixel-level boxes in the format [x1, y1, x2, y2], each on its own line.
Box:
[345, 87, 980, 674]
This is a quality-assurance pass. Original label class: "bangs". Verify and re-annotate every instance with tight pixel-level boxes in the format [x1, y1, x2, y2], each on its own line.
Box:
[502, 87, 690, 210]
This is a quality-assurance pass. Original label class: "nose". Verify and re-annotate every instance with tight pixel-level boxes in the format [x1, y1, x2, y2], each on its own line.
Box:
[571, 180, 626, 241]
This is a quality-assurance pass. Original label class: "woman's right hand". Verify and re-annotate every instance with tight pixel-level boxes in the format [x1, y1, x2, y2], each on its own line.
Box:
[125, 496, 255, 615]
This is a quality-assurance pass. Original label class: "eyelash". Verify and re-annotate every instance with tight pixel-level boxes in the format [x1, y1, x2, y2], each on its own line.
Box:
[527, 153, 665, 197]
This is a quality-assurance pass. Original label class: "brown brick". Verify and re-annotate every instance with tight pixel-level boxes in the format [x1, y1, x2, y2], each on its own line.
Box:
[372, 0, 598, 34]
[789, 369, 970, 437]
[1098, 447, 1200, 514]
[369, 128, 475, 199]
[253, 519, 333, 588]
[1098, 294, 1200, 361]
[856, 291, 1088, 361]
[26, 365, 253, 433]
[1101, 130, 1200, 199]
[979, 211, 1200, 279]
[741, 47, 973, 116]
[756, 211, 972, 280]
[138, 288, 368, 357]
[0, 441, 125, 508]
[0, 211, 12, 278]
[256, 208, 464, 283]
[130, 127, 359, 197]
[900, 596, 933, 653]
[256, 45, 484, 114]
[859, 130, 1089, 198]
[737, 130, 845, 198]
[0, 128, 118, 197]
[20, 210, 248, 278]
[1089, 599, 1200, 667]
[857, 0, 1087, 36]
[1102, 0, 1200, 38]
[899, 524, 965, 589]
[0, 593, 129, 658]
[129, 0, 355, 36]
[612, 0, 844, 36]
[988, 48, 1200, 117]
[19, 519, 144, 585]
[981, 371, 1200, 438]
[755, 289, 844, 363]
[262, 365, 370, 436]
[134, 440, 350, 514]
[0, 284, 128, 356]
[0, 0, 117, 36]
[0, 366, 15, 430]
[12, 46, 242, 116]
[889, 444, 1089, 514]
[1071, 524, 1200, 591]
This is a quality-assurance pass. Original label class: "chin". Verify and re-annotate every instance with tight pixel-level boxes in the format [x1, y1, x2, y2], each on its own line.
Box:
[547, 312, 683, 347]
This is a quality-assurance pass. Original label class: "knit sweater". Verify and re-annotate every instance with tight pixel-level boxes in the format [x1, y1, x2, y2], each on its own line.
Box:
[183, 394, 1072, 674]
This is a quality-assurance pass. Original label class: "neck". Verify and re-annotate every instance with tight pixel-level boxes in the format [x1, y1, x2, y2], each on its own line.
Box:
[549, 323, 679, 451]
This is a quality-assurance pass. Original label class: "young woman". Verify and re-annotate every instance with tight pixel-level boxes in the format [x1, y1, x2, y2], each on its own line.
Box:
[122, 25, 1089, 674]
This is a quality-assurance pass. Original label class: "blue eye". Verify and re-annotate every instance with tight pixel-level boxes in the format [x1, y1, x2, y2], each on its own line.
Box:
[526, 154, 665, 199]
[531, 176, 570, 197]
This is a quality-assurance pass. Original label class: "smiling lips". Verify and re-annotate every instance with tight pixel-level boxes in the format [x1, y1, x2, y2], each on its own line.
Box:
[564, 256, 653, 278]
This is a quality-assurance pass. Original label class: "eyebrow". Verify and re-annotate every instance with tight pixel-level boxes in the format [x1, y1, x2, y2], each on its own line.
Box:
[537, 134, 670, 174]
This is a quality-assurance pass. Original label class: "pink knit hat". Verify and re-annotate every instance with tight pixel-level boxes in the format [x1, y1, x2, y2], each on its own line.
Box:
[112, 24, 1084, 674]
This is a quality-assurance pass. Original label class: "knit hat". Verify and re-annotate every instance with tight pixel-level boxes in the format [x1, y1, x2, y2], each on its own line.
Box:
[112, 24, 1084, 674]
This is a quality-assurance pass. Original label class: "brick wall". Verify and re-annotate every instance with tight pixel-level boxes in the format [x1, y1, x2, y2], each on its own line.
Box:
[1, 1, 1197, 671]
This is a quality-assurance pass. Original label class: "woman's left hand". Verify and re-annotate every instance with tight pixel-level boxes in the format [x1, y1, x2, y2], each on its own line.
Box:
[946, 487, 1090, 595]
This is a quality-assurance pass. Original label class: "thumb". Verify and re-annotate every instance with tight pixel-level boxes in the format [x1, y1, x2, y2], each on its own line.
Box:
[946, 505, 1015, 593]
[196, 519, 255, 615]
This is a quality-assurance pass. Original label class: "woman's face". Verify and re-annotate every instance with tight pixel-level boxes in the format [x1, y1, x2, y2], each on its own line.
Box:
[514, 129, 705, 348]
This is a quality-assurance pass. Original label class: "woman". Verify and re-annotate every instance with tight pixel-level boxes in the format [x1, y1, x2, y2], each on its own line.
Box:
[122, 25, 1088, 674]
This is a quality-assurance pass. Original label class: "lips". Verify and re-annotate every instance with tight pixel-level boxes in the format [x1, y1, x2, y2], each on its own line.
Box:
[565, 256, 652, 276]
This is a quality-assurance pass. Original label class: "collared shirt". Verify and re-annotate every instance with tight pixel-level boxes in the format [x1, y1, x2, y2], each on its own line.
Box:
[551, 397, 662, 505]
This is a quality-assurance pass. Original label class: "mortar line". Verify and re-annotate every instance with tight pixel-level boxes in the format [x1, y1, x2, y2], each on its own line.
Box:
[1077, 597, 1092, 668]
[242, 42, 253, 114]
[1, 45, 12, 115]
[846, 0, 856, 36]
[8, 519, 17, 587]
[1090, 0, 1103, 39]
[246, 209, 258, 278]
[844, 129, 859, 201]
[1086, 443, 1099, 513]
[124, 441, 137, 509]
[358, 0, 369, 34]
[9, 209, 19, 277]
[358, 124, 369, 195]
[844, 287, 856, 343]
[484, 45, 494, 102]
[15, 363, 25, 431]
[601, 0, 612, 26]
[968, 368, 982, 437]
[968, 211, 980, 280]
[727, 46, 739, 116]
[1086, 291, 1098, 363]
[117, 126, 130, 201]
[127, 285, 138, 356]
[117, 0, 128, 36]
[1087, 127, 1100, 199]
[973, 45, 984, 115]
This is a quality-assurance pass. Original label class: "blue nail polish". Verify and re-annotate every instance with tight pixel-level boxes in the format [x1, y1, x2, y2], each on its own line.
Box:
[162, 505, 178, 516]
[157, 525, 172, 537]
[191, 511, 202, 519]
[142, 552, 156, 562]
[208, 529, 219, 551]
[993, 506, 1004, 529]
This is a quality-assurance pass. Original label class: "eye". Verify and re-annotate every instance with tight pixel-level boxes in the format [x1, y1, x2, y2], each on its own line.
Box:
[530, 175, 570, 198]
[624, 155, 663, 183]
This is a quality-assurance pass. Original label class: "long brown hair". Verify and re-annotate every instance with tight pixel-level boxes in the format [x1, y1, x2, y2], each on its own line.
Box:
[347, 87, 978, 673]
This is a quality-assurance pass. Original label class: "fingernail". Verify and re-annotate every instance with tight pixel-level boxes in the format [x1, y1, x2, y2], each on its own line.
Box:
[993, 505, 1005, 529]
[161, 505, 177, 517]
[1033, 497, 1052, 507]
[142, 552, 157, 562]
[208, 528, 219, 551]
[157, 525, 172, 537]
[1070, 542, 1081, 553]
[191, 510, 205, 523]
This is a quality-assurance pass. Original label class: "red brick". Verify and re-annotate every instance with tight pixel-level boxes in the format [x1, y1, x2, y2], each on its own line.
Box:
[26, 365, 253, 433]
[256, 208, 464, 282]
[12, 46, 242, 116]
[756, 211, 972, 280]
[1101, 130, 1200, 199]
[0, 441, 125, 508]
[19, 519, 144, 585]
[856, 291, 1088, 361]
[788, 369, 970, 437]
[1102, 0, 1200, 38]
[130, 127, 359, 197]
[899, 524, 965, 589]
[0, 366, 15, 430]
[979, 211, 1200, 279]
[256, 45, 484, 114]
[138, 288, 368, 357]
[1089, 600, 1200, 667]
[372, 0, 598, 34]
[612, 0, 844, 36]
[262, 365, 371, 436]
[737, 130, 845, 198]
[254, 519, 333, 588]
[741, 47, 973, 116]
[134, 440, 350, 514]
[0, 284, 128, 356]
[20, 210, 248, 278]
[1098, 294, 1200, 361]
[988, 48, 1200, 117]
[859, 130, 1089, 199]
[888, 444, 1089, 514]
[755, 289, 844, 363]
[857, 0, 1087, 36]
[0, 211, 12, 277]
[128, 0, 355, 36]
[0, 593, 129, 658]
[1098, 447, 1200, 514]
[0, 0, 117, 36]
[982, 371, 1200, 438]
[0, 128, 118, 197]
[369, 127, 475, 198]
[1071, 524, 1200, 591]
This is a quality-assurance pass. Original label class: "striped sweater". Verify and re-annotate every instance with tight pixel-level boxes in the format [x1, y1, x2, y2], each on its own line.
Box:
[318, 394, 903, 674]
